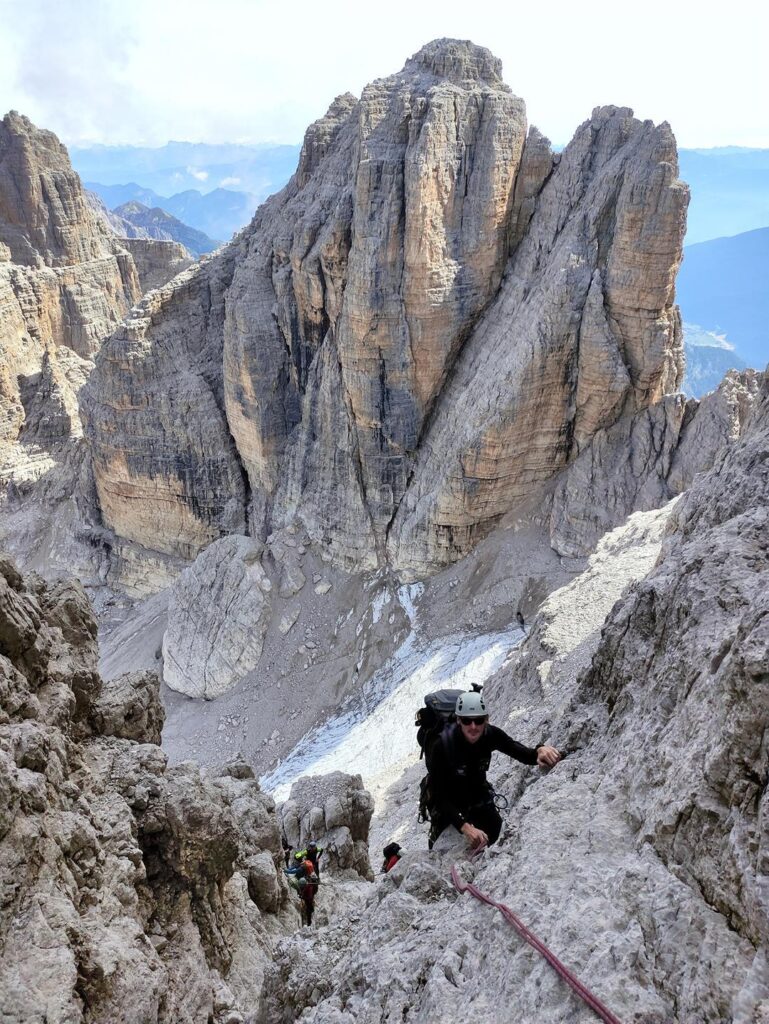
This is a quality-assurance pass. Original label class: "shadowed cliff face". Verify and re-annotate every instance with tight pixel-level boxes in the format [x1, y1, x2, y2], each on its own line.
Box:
[80, 40, 690, 576]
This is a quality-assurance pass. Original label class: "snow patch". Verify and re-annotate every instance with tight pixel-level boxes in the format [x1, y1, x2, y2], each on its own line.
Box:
[262, 623, 522, 803]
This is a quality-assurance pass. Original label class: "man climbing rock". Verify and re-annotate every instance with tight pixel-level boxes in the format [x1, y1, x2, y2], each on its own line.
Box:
[425, 690, 560, 850]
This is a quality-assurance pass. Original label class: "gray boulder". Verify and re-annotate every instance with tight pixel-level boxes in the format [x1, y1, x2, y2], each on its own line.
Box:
[281, 772, 374, 880]
[162, 535, 272, 698]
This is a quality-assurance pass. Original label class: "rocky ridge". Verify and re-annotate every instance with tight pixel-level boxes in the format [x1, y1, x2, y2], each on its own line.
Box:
[0, 556, 393, 1022]
[81, 39, 712, 587]
[0, 111, 140, 459]
[261, 370, 769, 1023]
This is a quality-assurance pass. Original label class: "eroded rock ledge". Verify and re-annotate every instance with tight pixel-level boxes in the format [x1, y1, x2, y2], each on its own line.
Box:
[0, 557, 304, 1022]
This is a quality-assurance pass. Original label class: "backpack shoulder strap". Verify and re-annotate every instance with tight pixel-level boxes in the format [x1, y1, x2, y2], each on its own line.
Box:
[440, 722, 458, 767]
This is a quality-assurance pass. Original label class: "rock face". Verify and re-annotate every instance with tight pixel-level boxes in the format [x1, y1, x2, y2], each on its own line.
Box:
[576, 371, 769, 978]
[117, 236, 193, 292]
[81, 250, 246, 562]
[0, 555, 300, 1023]
[162, 535, 272, 698]
[85, 190, 196, 296]
[263, 371, 769, 1023]
[549, 367, 760, 556]
[0, 111, 141, 461]
[280, 772, 374, 879]
[81, 40, 691, 578]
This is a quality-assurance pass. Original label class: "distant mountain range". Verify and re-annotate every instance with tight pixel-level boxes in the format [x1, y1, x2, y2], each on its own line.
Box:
[86, 181, 255, 243]
[71, 141, 301, 242]
[113, 202, 218, 257]
[70, 141, 301, 200]
[682, 325, 747, 398]
[677, 225, 768, 373]
[679, 148, 769, 245]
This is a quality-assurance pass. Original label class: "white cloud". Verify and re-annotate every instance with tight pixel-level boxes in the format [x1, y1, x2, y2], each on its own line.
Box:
[1, 0, 767, 148]
[186, 167, 209, 181]
[220, 176, 241, 187]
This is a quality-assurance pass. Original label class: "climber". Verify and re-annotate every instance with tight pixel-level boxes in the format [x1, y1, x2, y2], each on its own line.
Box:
[286, 858, 319, 925]
[381, 841, 403, 873]
[293, 841, 323, 878]
[424, 690, 560, 851]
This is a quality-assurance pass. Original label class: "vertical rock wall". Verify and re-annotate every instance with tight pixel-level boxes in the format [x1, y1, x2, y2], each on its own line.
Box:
[81, 41, 691, 579]
[0, 111, 141, 464]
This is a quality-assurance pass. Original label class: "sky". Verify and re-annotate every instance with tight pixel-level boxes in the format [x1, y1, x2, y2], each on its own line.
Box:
[1, 0, 768, 150]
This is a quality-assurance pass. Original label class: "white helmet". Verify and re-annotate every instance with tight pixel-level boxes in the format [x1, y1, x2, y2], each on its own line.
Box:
[455, 691, 487, 718]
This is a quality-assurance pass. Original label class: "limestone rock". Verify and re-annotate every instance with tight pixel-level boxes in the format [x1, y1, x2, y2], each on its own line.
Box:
[278, 606, 300, 635]
[80, 44, 691, 580]
[549, 368, 760, 556]
[245, 849, 283, 913]
[117, 236, 193, 293]
[280, 772, 374, 879]
[279, 561, 306, 598]
[90, 669, 165, 744]
[162, 535, 271, 698]
[576, 370, 769, 957]
[80, 254, 247, 560]
[0, 556, 297, 1023]
[0, 111, 140, 463]
[263, 374, 769, 1023]
[0, 112, 144, 589]
[387, 103, 689, 575]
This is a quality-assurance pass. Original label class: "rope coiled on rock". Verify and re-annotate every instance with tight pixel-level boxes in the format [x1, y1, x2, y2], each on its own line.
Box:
[450, 863, 623, 1024]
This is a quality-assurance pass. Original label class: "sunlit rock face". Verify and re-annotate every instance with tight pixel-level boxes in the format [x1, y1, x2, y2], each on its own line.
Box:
[0, 109, 142, 500]
[82, 40, 691, 575]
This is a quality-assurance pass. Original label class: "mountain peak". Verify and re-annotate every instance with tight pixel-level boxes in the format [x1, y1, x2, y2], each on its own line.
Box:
[403, 38, 505, 87]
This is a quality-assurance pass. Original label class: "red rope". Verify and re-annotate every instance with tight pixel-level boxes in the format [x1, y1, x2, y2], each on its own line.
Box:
[450, 863, 623, 1024]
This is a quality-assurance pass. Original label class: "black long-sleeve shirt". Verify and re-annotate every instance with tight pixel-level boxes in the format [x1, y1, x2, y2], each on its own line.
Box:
[428, 723, 539, 831]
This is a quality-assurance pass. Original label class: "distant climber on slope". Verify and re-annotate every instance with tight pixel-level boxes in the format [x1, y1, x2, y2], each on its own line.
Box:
[421, 690, 560, 850]
[293, 841, 323, 878]
[381, 841, 403, 872]
[286, 858, 319, 925]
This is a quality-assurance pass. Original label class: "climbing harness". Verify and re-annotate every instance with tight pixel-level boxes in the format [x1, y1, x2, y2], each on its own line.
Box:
[450, 860, 623, 1024]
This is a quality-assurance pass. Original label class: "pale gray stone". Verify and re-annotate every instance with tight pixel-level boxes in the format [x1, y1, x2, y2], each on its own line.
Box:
[162, 536, 271, 699]
[279, 606, 301, 636]
[80, 41, 690, 581]
[0, 558, 298, 1023]
[279, 562, 306, 597]
[280, 772, 374, 879]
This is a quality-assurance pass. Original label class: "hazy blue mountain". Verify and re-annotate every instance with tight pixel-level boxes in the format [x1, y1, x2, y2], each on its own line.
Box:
[71, 141, 300, 203]
[114, 201, 219, 257]
[682, 324, 747, 398]
[677, 226, 769, 370]
[160, 189, 257, 242]
[679, 148, 769, 244]
[86, 181, 257, 241]
[86, 182, 165, 209]
[73, 141, 302, 239]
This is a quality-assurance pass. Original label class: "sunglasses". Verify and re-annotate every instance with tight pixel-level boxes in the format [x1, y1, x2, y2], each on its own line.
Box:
[461, 717, 488, 726]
